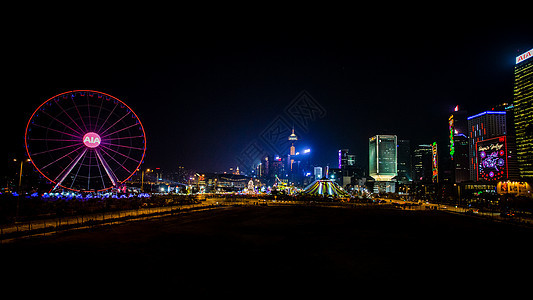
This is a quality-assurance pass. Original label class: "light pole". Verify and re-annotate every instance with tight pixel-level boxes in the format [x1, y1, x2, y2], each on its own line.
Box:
[14, 158, 31, 222]
[141, 168, 151, 192]
[15, 158, 31, 189]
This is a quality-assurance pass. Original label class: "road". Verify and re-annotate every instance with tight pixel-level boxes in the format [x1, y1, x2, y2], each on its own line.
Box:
[3, 196, 531, 241]
[0, 199, 221, 239]
[2, 205, 532, 294]
[382, 198, 533, 226]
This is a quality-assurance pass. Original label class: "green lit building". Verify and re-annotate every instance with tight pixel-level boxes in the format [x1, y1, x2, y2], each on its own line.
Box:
[513, 48, 533, 179]
[369, 135, 397, 182]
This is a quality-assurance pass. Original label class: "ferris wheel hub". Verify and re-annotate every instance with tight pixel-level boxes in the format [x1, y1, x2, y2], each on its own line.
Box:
[83, 132, 101, 148]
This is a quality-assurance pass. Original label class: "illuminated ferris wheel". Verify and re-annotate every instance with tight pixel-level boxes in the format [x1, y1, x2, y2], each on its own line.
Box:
[25, 90, 146, 192]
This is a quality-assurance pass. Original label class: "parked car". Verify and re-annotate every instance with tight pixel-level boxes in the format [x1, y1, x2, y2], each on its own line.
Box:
[500, 211, 515, 218]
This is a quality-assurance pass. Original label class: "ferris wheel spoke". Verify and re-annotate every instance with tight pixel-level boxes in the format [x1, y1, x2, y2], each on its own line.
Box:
[31, 123, 81, 139]
[28, 138, 80, 142]
[68, 149, 88, 189]
[41, 145, 85, 170]
[54, 100, 86, 134]
[71, 97, 88, 132]
[41, 109, 83, 136]
[95, 154, 106, 189]
[99, 111, 131, 136]
[98, 147, 133, 174]
[104, 135, 144, 141]
[95, 148, 118, 187]
[86, 94, 92, 131]
[31, 141, 81, 156]
[100, 123, 140, 139]
[95, 102, 118, 135]
[93, 96, 105, 131]
[100, 141, 144, 151]
[52, 148, 87, 190]
[100, 144, 140, 163]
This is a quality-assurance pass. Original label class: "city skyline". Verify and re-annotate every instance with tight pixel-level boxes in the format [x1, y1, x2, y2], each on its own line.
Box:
[4, 11, 533, 290]
[5, 24, 532, 175]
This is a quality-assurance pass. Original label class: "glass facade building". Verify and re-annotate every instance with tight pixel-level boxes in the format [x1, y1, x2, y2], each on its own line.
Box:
[513, 48, 533, 179]
[369, 135, 397, 182]
[413, 144, 432, 182]
[397, 139, 412, 183]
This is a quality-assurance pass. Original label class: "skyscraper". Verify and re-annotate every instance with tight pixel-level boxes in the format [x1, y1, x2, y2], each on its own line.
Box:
[513, 48, 533, 179]
[339, 149, 356, 169]
[288, 127, 298, 155]
[314, 166, 323, 180]
[449, 106, 469, 183]
[431, 142, 438, 183]
[397, 139, 412, 183]
[468, 111, 507, 180]
[453, 135, 470, 182]
[413, 144, 433, 182]
[369, 135, 397, 182]
[288, 127, 298, 171]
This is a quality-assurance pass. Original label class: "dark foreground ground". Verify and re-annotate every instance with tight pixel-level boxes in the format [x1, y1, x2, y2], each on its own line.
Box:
[2, 206, 532, 294]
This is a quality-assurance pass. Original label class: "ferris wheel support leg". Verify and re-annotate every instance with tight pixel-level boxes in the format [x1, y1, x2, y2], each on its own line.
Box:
[52, 148, 87, 191]
[95, 148, 118, 187]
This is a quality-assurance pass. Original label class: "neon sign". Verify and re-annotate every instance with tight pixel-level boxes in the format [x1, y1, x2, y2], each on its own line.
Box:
[449, 115, 454, 159]
[83, 132, 101, 148]
[476, 136, 507, 181]
[467, 111, 505, 120]
[338, 150, 342, 169]
[516, 48, 533, 64]
[432, 142, 438, 183]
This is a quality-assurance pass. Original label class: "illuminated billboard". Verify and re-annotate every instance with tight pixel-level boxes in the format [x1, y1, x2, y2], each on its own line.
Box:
[449, 115, 454, 159]
[476, 136, 508, 181]
[516, 48, 533, 64]
[497, 181, 532, 196]
[431, 142, 438, 183]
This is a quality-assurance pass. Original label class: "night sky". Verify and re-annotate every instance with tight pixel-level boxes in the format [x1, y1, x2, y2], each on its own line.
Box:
[5, 18, 531, 174]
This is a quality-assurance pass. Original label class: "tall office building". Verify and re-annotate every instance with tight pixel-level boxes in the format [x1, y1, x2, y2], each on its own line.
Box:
[413, 144, 433, 182]
[492, 102, 520, 181]
[468, 111, 507, 180]
[314, 166, 323, 180]
[454, 135, 470, 182]
[339, 149, 356, 169]
[339, 149, 361, 187]
[397, 139, 412, 183]
[369, 135, 397, 182]
[288, 127, 298, 171]
[288, 127, 298, 155]
[339, 149, 348, 169]
[513, 48, 533, 179]
[449, 106, 469, 182]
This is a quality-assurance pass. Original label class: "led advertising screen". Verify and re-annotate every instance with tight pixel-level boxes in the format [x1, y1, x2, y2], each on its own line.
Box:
[476, 136, 508, 181]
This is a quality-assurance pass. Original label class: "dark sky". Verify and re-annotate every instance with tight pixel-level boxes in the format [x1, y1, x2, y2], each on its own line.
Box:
[5, 17, 531, 174]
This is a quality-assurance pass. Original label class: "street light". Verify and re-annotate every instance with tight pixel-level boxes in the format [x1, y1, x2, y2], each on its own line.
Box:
[13, 158, 31, 222]
[141, 168, 152, 192]
[14, 158, 31, 189]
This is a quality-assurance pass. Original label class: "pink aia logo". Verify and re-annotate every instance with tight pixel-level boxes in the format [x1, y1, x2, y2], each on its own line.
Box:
[83, 132, 101, 148]
[516, 49, 533, 64]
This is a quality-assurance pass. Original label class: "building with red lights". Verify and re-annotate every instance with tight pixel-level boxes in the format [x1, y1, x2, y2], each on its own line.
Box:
[467, 111, 507, 181]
